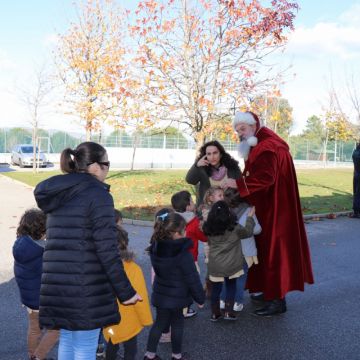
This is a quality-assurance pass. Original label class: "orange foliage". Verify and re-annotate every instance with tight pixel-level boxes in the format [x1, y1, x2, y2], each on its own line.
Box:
[127, 0, 298, 144]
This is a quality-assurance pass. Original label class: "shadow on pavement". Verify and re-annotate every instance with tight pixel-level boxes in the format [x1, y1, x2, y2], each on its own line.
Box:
[0, 164, 15, 173]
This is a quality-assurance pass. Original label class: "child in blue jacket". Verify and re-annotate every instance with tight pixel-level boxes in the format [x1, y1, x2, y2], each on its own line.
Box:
[13, 208, 58, 360]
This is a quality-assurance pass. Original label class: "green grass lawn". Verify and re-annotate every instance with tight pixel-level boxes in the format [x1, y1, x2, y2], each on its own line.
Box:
[3, 168, 353, 220]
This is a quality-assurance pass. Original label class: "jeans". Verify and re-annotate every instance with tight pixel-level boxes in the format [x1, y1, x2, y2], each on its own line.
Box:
[146, 308, 184, 354]
[105, 337, 137, 360]
[27, 308, 59, 359]
[220, 263, 248, 303]
[58, 328, 100, 360]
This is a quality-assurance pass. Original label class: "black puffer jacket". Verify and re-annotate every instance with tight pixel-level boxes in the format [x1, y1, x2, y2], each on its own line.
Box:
[34, 173, 135, 331]
[150, 238, 205, 309]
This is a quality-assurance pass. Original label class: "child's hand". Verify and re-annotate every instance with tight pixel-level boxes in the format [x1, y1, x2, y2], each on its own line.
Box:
[122, 293, 142, 305]
[248, 206, 255, 217]
[197, 303, 204, 309]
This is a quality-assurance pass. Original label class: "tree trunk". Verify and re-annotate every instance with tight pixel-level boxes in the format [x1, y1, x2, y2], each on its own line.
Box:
[86, 119, 92, 141]
[194, 131, 206, 153]
[322, 130, 329, 167]
[130, 132, 139, 171]
[32, 125, 38, 174]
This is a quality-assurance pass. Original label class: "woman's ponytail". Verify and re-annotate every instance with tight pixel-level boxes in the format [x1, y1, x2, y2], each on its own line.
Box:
[60, 148, 78, 174]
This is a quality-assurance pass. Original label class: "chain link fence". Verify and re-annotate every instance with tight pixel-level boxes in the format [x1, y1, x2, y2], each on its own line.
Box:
[0, 128, 356, 162]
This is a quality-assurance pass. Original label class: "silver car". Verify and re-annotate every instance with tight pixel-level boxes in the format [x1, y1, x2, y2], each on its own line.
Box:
[11, 144, 47, 168]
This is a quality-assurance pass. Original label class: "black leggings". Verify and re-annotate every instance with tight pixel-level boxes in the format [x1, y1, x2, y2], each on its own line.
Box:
[211, 278, 236, 305]
[146, 308, 184, 354]
[105, 336, 137, 360]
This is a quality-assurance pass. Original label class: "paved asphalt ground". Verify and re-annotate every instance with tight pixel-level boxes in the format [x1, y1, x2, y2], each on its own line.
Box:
[1, 173, 360, 360]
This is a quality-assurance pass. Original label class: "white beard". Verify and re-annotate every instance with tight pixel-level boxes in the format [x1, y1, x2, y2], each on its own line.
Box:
[238, 140, 251, 160]
[238, 136, 258, 160]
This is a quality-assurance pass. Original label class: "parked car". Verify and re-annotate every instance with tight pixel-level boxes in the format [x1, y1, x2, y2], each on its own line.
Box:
[11, 144, 47, 168]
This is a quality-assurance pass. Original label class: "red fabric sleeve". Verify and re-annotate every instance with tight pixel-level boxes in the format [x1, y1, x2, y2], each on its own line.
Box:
[236, 151, 277, 198]
[191, 221, 207, 242]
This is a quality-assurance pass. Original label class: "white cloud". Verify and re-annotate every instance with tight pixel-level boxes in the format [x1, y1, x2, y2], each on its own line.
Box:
[287, 22, 360, 60]
[278, 3, 360, 133]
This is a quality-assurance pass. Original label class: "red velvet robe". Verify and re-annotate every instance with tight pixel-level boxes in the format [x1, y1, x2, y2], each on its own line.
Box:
[236, 127, 314, 300]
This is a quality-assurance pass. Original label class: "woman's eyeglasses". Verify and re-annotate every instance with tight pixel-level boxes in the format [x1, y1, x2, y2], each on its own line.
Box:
[87, 161, 110, 168]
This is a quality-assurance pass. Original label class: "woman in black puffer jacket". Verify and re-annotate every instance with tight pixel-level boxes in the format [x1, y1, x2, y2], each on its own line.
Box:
[34, 142, 140, 360]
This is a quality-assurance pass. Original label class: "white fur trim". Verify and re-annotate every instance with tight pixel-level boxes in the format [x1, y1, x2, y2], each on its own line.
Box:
[233, 112, 256, 129]
[247, 136, 258, 147]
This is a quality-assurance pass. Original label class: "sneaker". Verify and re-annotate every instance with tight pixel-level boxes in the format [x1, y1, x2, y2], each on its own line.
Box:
[233, 302, 244, 312]
[159, 331, 171, 343]
[219, 300, 225, 310]
[172, 352, 189, 360]
[183, 307, 197, 318]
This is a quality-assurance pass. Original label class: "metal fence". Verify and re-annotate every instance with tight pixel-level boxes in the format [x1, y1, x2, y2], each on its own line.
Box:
[0, 128, 356, 162]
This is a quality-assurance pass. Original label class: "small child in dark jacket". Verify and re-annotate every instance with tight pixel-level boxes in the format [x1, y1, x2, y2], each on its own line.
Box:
[171, 190, 207, 318]
[203, 201, 255, 322]
[144, 212, 205, 360]
[13, 209, 59, 360]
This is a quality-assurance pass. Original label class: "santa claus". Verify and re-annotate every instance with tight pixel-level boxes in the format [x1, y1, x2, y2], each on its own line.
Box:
[224, 111, 314, 316]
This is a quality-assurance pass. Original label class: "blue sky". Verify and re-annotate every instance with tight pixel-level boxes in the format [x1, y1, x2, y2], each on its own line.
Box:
[1, 0, 360, 134]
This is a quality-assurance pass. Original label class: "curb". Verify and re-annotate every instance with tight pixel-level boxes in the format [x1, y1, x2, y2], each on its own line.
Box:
[122, 218, 153, 227]
[1, 174, 353, 225]
[303, 211, 352, 220]
[124, 211, 353, 227]
[0, 173, 34, 190]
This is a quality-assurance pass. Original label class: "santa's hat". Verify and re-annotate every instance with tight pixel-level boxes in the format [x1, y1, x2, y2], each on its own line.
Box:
[233, 111, 261, 133]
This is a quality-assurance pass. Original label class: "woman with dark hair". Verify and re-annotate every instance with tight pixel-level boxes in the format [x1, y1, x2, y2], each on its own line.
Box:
[34, 141, 141, 360]
[185, 140, 241, 206]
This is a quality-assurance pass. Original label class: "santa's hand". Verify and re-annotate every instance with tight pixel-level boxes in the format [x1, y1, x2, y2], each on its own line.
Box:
[222, 178, 237, 189]
[248, 206, 255, 217]
[197, 155, 209, 167]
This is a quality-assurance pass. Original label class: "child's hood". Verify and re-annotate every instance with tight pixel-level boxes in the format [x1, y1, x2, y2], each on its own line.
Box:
[13, 235, 44, 264]
[150, 237, 192, 266]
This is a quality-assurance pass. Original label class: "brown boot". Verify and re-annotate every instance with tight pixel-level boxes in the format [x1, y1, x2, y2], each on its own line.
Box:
[224, 301, 237, 321]
[210, 303, 223, 322]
